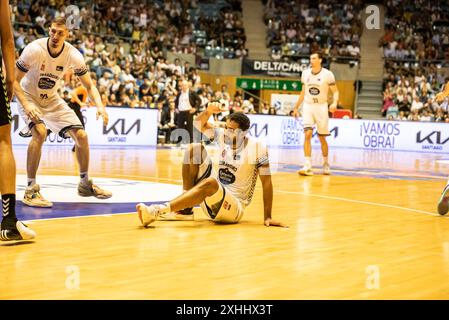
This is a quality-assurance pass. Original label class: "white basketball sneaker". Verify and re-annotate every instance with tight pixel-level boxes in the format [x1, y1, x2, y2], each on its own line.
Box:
[298, 166, 314, 176]
[23, 184, 53, 208]
[159, 207, 194, 221]
[136, 203, 160, 227]
[323, 163, 331, 175]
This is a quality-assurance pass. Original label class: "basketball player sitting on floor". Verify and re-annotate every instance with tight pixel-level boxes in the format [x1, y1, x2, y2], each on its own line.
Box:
[136, 102, 288, 228]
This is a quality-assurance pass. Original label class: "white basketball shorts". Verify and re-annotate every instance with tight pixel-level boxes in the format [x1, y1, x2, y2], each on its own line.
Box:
[302, 102, 330, 135]
[17, 91, 83, 138]
[196, 150, 245, 224]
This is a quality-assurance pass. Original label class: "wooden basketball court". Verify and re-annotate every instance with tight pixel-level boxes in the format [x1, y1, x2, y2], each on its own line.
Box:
[1, 145, 449, 299]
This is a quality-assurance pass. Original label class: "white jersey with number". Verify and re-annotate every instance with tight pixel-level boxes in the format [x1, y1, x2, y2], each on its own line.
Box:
[301, 67, 336, 104]
[215, 129, 269, 207]
[16, 38, 88, 105]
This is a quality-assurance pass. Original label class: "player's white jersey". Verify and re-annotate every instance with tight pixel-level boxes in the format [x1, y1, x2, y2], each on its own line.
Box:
[215, 129, 269, 207]
[301, 67, 336, 104]
[16, 38, 88, 105]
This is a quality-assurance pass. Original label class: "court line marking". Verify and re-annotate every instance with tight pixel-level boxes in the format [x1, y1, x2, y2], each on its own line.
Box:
[24, 172, 443, 223]
[42, 169, 183, 184]
[103, 173, 441, 217]
[272, 189, 440, 217]
[46, 167, 447, 182]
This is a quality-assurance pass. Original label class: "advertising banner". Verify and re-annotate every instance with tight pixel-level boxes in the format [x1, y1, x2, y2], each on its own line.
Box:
[270, 94, 300, 115]
[247, 114, 449, 154]
[242, 59, 307, 78]
[10, 103, 158, 146]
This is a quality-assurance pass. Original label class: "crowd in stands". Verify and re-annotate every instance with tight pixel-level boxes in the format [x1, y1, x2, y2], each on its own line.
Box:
[12, 0, 248, 58]
[9, 0, 449, 126]
[263, 0, 363, 63]
[10, 0, 253, 104]
[380, 0, 449, 122]
[380, 0, 449, 62]
[382, 69, 449, 122]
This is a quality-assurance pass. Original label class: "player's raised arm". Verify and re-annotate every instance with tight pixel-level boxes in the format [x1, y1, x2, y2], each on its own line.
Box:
[193, 101, 223, 135]
[78, 72, 109, 126]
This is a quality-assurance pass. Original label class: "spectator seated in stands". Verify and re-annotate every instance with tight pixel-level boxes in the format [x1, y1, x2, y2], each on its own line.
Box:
[263, 0, 362, 63]
[260, 102, 270, 114]
[379, 0, 449, 122]
[268, 107, 277, 115]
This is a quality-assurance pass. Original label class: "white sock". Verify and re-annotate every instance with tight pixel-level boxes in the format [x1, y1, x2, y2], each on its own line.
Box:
[80, 172, 89, 184]
[323, 156, 329, 165]
[27, 178, 36, 187]
[305, 157, 312, 168]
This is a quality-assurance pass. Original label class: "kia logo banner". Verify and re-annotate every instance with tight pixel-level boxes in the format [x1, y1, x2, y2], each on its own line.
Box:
[9, 102, 449, 153]
[9, 102, 158, 146]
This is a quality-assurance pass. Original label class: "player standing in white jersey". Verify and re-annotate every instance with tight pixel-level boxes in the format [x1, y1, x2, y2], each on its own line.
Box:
[435, 80, 449, 215]
[136, 103, 287, 228]
[292, 51, 339, 176]
[14, 17, 112, 207]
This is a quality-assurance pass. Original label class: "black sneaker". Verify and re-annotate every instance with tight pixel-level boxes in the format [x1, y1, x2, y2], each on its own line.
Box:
[0, 221, 36, 241]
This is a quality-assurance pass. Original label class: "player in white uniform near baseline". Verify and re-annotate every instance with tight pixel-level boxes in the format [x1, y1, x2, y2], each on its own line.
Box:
[435, 80, 449, 215]
[14, 17, 112, 207]
[136, 102, 288, 228]
[292, 51, 339, 176]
